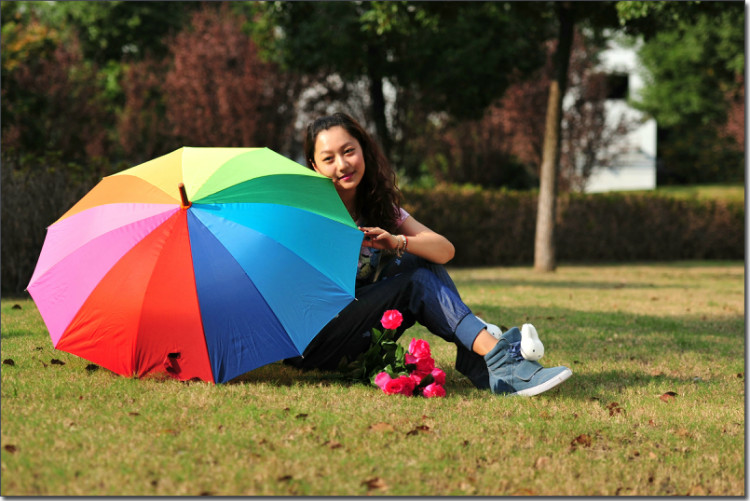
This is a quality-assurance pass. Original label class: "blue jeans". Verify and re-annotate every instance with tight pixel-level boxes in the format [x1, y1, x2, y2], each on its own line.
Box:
[286, 253, 491, 389]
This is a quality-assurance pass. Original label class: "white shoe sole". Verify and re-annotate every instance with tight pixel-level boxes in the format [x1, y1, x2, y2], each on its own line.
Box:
[512, 368, 573, 397]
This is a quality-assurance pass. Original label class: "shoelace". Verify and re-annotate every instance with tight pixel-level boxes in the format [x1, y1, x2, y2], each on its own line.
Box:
[508, 341, 524, 362]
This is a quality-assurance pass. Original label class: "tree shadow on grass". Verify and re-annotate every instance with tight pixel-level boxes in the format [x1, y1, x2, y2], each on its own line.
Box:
[454, 276, 664, 290]
[228, 305, 743, 399]
[228, 362, 361, 388]
[545, 368, 710, 402]
[470, 304, 743, 342]
[1, 328, 40, 339]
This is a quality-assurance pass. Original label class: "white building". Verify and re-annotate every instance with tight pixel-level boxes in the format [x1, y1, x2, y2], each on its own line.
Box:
[583, 39, 657, 193]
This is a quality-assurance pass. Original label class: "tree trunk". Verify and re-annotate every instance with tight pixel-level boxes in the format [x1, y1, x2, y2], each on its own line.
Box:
[534, 2, 575, 272]
[367, 44, 391, 160]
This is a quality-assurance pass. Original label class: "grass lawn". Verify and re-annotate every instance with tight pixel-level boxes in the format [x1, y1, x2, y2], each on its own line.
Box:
[1, 262, 744, 496]
[631, 184, 744, 203]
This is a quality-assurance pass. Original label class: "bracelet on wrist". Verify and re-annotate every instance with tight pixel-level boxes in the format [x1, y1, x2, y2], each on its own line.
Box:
[395, 234, 406, 257]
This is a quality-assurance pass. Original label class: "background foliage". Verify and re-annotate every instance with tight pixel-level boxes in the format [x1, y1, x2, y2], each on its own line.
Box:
[404, 185, 744, 267]
[0, 1, 744, 294]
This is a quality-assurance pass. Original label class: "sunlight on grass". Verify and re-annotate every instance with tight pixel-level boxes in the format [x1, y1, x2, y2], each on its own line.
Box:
[628, 184, 744, 203]
[1, 262, 744, 495]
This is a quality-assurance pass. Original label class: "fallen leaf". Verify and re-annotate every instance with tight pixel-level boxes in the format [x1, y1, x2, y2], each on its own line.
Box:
[687, 484, 707, 496]
[406, 424, 430, 436]
[12, 304, 21, 310]
[368, 422, 394, 432]
[648, 451, 658, 459]
[85, 364, 99, 372]
[458, 481, 476, 494]
[737, 373, 744, 379]
[362, 477, 387, 491]
[295, 413, 308, 420]
[128, 412, 140, 417]
[660, 391, 678, 402]
[199, 491, 212, 496]
[50, 359, 65, 365]
[277, 475, 292, 482]
[3, 359, 15, 366]
[322, 440, 343, 449]
[648, 419, 657, 427]
[4, 444, 17, 453]
[570, 434, 593, 450]
[607, 402, 624, 416]
[534, 456, 550, 469]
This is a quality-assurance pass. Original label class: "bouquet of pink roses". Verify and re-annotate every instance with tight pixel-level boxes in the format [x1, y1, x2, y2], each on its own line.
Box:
[343, 309, 446, 398]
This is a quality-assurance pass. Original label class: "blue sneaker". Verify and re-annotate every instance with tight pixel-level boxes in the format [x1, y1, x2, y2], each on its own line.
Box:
[483, 327, 572, 396]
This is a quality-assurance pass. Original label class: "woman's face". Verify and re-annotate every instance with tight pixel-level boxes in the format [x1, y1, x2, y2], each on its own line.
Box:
[311, 126, 366, 199]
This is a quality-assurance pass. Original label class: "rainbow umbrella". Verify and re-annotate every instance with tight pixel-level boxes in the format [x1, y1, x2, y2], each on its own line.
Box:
[27, 147, 362, 383]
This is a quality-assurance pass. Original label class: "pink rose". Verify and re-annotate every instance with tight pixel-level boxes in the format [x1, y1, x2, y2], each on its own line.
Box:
[408, 338, 431, 359]
[384, 375, 416, 396]
[413, 357, 435, 376]
[409, 372, 423, 386]
[430, 368, 446, 386]
[422, 383, 446, 398]
[374, 372, 391, 390]
[381, 310, 404, 330]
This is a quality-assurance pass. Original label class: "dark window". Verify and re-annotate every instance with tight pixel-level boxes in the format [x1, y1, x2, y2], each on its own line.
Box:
[606, 73, 629, 100]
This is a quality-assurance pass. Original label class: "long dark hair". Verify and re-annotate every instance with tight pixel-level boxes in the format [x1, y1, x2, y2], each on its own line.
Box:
[304, 112, 403, 232]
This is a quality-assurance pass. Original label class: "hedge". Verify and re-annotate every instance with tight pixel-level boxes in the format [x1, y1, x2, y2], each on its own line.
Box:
[1, 173, 743, 295]
[402, 185, 744, 267]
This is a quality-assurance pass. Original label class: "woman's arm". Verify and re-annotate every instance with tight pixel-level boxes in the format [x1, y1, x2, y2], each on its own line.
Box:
[359, 216, 455, 265]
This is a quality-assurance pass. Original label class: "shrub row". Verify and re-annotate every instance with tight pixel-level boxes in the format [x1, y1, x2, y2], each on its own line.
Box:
[1, 151, 103, 295]
[402, 185, 744, 267]
[1, 169, 742, 295]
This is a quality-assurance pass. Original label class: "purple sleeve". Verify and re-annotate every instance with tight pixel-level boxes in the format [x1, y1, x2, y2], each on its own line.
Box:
[396, 207, 410, 228]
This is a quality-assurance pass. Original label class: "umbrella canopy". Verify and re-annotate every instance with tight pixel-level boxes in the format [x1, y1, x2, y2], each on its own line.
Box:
[27, 147, 363, 383]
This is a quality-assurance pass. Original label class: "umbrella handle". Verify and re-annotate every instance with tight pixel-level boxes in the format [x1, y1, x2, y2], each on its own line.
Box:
[178, 183, 192, 209]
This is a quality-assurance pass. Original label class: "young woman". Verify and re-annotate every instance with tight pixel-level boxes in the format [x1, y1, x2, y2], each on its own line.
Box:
[285, 112, 572, 396]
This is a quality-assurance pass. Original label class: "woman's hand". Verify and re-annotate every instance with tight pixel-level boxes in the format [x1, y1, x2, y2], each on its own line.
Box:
[359, 217, 455, 265]
[359, 226, 400, 251]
